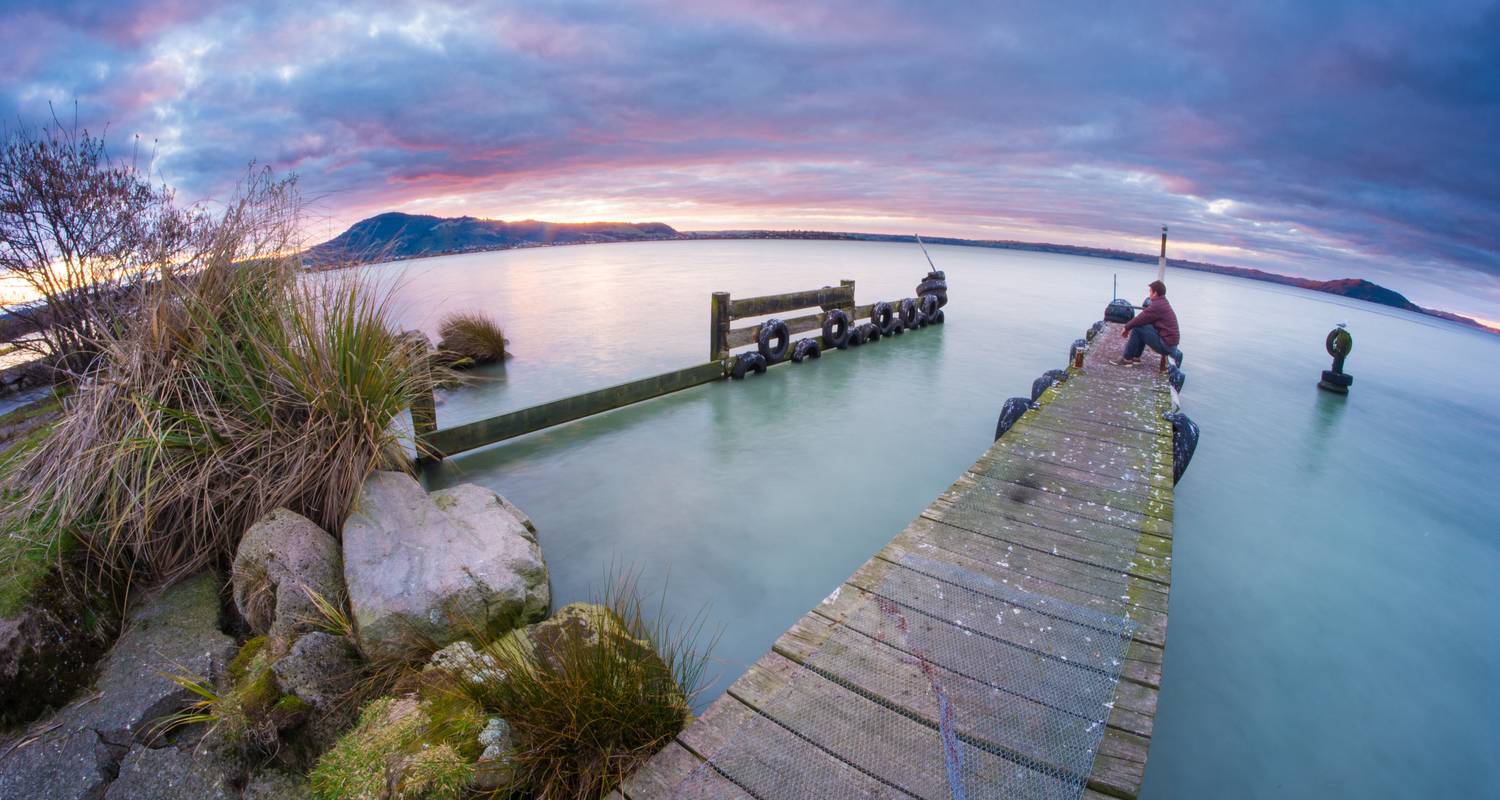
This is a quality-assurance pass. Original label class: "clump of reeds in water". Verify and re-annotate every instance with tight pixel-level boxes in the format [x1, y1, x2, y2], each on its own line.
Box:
[437, 311, 508, 368]
[4, 218, 438, 587]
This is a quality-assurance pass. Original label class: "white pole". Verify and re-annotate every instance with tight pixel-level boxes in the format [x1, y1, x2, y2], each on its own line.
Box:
[1157, 225, 1168, 282]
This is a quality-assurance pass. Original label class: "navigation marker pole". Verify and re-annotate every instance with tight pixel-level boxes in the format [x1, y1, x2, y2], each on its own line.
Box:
[915, 233, 938, 272]
[1157, 225, 1168, 282]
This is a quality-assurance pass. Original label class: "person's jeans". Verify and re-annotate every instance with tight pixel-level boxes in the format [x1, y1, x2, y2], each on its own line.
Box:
[1124, 324, 1171, 360]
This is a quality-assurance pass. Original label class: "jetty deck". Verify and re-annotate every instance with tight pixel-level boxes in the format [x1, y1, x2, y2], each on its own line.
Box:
[620, 321, 1175, 800]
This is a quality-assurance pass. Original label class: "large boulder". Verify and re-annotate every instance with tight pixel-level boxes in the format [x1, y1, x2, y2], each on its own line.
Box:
[0, 728, 117, 800]
[342, 472, 548, 660]
[231, 508, 344, 656]
[59, 571, 236, 745]
[104, 744, 236, 800]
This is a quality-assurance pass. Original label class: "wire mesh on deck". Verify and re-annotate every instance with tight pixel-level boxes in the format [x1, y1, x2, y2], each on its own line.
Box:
[672, 513, 1137, 799]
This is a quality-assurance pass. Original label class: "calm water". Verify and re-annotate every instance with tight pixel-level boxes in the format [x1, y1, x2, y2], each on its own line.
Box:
[383, 239, 1498, 799]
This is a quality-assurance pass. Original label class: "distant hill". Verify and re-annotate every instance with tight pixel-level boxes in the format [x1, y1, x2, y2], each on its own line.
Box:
[301, 214, 1496, 335]
[303, 212, 679, 265]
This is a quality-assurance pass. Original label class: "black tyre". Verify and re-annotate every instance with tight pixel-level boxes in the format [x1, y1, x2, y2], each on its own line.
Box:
[899, 298, 919, 328]
[919, 294, 939, 323]
[791, 338, 822, 363]
[847, 326, 866, 347]
[822, 309, 852, 349]
[1163, 411, 1199, 484]
[1030, 369, 1069, 402]
[994, 397, 1031, 440]
[857, 322, 879, 342]
[735, 351, 768, 378]
[870, 301, 896, 336]
[932, 309, 944, 324]
[1104, 299, 1135, 323]
[757, 319, 791, 361]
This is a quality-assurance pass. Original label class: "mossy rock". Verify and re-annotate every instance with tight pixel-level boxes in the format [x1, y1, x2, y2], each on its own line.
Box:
[309, 693, 484, 800]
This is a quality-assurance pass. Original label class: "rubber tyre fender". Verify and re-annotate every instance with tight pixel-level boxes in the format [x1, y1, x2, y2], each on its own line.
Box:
[1320, 370, 1352, 388]
[791, 338, 822, 363]
[898, 298, 919, 328]
[1104, 299, 1135, 324]
[931, 309, 944, 324]
[1086, 320, 1105, 341]
[919, 294, 940, 323]
[846, 326, 866, 347]
[870, 301, 896, 336]
[731, 352, 765, 379]
[994, 397, 1031, 440]
[1163, 411, 1199, 484]
[1030, 369, 1069, 402]
[858, 322, 880, 342]
[757, 318, 791, 362]
[822, 309, 852, 349]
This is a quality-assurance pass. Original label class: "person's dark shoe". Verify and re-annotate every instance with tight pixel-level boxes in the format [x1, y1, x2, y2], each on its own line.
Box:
[1170, 348, 1183, 367]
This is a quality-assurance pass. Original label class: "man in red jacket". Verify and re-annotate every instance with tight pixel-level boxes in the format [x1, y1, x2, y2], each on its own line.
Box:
[1114, 280, 1181, 366]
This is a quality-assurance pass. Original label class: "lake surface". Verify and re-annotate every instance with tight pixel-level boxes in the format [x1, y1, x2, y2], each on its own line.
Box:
[380, 239, 1498, 799]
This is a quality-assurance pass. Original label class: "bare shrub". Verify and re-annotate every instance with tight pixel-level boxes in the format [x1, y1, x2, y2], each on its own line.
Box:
[4, 173, 437, 585]
[0, 116, 198, 375]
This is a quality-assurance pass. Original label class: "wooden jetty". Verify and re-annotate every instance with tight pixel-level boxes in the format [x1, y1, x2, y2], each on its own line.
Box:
[420, 278, 929, 460]
[618, 321, 1175, 800]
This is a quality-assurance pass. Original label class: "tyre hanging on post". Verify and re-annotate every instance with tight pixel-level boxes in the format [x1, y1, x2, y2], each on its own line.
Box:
[822, 309, 852, 349]
[757, 318, 791, 362]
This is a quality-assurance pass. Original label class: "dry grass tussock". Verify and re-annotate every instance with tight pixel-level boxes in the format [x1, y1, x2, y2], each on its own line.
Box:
[2, 174, 439, 587]
[437, 311, 507, 366]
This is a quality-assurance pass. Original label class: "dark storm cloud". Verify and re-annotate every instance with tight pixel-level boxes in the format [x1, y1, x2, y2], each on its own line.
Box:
[3, 0, 1498, 312]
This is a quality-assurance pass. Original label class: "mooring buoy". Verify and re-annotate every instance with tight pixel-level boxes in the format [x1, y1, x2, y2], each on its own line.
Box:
[1317, 324, 1354, 394]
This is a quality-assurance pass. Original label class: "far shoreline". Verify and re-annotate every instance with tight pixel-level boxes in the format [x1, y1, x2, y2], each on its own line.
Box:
[312, 226, 1500, 336]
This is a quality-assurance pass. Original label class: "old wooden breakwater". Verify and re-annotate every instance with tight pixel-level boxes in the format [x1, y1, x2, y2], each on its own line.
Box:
[416, 274, 947, 459]
[617, 319, 1188, 800]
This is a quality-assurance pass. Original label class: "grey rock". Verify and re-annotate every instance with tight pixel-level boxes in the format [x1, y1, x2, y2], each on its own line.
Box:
[103, 745, 235, 800]
[473, 716, 516, 791]
[342, 472, 548, 660]
[270, 631, 360, 752]
[423, 640, 505, 686]
[60, 572, 236, 744]
[232, 508, 343, 655]
[0, 729, 117, 800]
[243, 768, 311, 800]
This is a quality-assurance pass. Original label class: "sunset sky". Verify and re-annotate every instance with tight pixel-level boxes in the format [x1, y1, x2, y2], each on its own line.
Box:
[4, 0, 1498, 320]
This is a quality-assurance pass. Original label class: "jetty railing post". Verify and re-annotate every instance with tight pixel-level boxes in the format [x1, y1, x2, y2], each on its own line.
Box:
[840, 279, 856, 315]
[710, 291, 731, 361]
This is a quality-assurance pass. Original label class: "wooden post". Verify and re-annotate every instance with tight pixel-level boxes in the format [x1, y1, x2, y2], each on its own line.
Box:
[710, 291, 731, 361]
[840, 279, 856, 315]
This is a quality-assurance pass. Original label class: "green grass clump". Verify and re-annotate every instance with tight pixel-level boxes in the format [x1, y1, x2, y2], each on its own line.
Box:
[2, 256, 438, 585]
[309, 695, 477, 800]
[437, 312, 507, 367]
[445, 580, 715, 799]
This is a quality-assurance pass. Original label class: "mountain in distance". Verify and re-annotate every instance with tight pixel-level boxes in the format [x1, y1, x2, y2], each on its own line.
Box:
[303, 212, 679, 265]
[303, 213, 1497, 334]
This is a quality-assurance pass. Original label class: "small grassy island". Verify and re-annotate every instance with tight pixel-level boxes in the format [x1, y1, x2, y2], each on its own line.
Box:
[0, 125, 709, 799]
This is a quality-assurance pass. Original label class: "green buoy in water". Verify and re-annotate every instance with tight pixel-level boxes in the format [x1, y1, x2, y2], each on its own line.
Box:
[1318, 324, 1354, 394]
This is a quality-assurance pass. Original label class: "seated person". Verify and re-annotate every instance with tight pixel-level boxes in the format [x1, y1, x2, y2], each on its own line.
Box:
[1114, 280, 1180, 366]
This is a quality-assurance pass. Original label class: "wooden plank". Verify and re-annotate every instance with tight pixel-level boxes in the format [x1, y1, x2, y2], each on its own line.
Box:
[619, 741, 752, 800]
[675, 693, 917, 798]
[709, 291, 731, 361]
[727, 284, 854, 318]
[726, 309, 829, 349]
[730, 651, 1076, 799]
[424, 361, 725, 458]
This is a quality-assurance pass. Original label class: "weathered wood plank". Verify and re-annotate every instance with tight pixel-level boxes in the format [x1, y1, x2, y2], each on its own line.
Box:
[726, 310, 831, 349]
[676, 693, 917, 798]
[619, 741, 752, 800]
[424, 361, 725, 458]
[727, 284, 854, 318]
[730, 651, 1076, 799]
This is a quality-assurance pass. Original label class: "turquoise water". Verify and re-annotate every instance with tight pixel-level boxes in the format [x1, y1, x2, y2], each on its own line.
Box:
[387, 239, 1499, 798]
